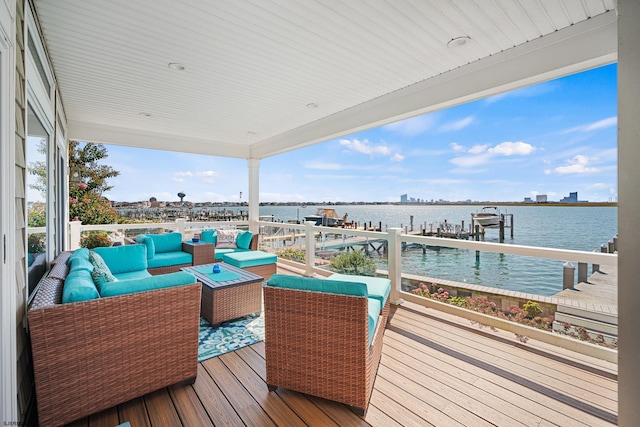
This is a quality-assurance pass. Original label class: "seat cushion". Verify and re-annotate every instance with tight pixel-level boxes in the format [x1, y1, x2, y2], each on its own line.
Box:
[214, 247, 249, 261]
[367, 297, 382, 346]
[223, 250, 277, 268]
[147, 251, 192, 269]
[266, 274, 367, 297]
[328, 273, 391, 307]
[113, 270, 152, 281]
[100, 271, 196, 297]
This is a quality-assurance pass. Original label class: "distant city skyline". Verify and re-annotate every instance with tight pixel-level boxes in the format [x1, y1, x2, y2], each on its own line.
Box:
[97, 64, 617, 204]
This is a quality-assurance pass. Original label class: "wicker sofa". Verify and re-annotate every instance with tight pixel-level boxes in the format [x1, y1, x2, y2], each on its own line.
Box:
[135, 231, 209, 274]
[263, 273, 391, 416]
[27, 248, 202, 427]
[199, 228, 258, 261]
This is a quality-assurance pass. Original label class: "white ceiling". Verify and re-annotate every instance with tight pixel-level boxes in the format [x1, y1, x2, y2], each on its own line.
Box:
[34, 0, 617, 160]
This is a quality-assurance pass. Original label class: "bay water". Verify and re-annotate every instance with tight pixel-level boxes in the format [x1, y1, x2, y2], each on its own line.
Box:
[259, 205, 617, 296]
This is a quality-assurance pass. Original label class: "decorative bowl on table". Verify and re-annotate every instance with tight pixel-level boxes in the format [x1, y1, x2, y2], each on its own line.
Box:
[191, 238, 200, 243]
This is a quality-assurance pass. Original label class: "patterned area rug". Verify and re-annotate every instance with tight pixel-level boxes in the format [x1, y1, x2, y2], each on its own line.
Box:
[198, 313, 264, 362]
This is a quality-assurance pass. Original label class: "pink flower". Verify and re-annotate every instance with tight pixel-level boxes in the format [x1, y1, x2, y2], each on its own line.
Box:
[76, 183, 88, 190]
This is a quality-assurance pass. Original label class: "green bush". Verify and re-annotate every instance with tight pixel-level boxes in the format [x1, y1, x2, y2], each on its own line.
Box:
[523, 300, 543, 318]
[329, 250, 377, 276]
[80, 232, 112, 249]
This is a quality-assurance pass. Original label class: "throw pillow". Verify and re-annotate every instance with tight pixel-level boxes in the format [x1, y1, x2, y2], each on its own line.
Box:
[236, 230, 253, 249]
[136, 234, 155, 259]
[89, 250, 118, 291]
[216, 229, 238, 248]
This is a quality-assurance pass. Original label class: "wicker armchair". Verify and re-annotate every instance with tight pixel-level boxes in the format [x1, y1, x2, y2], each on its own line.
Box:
[263, 276, 389, 416]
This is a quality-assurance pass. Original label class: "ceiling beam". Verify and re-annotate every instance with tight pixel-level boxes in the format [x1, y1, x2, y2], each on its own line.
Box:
[251, 10, 617, 159]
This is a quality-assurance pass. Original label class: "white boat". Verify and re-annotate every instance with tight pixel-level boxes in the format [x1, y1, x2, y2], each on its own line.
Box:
[304, 208, 345, 227]
[472, 206, 502, 228]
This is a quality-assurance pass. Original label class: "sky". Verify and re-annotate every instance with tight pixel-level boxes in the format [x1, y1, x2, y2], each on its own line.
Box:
[101, 63, 617, 204]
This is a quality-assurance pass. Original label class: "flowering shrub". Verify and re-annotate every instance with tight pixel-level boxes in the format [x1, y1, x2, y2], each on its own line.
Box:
[69, 182, 118, 224]
[411, 282, 554, 331]
[80, 232, 112, 249]
[329, 250, 377, 276]
[275, 247, 306, 262]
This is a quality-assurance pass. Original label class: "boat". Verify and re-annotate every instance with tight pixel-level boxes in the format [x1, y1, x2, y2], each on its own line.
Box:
[304, 208, 345, 227]
[472, 206, 502, 228]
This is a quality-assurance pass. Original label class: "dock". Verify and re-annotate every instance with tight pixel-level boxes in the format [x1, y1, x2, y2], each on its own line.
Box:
[552, 264, 618, 343]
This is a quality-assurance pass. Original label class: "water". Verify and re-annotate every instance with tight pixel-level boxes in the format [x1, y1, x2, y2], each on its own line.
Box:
[259, 205, 618, 296]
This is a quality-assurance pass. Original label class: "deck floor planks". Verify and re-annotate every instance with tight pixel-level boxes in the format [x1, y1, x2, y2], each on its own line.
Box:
[201, 357, 278, 427]
[383, 330, 610, 427]
[218, 350, 307, 427]
[63, 301, 618, 427]
[394, 306, 618, 410]
[143, 389, 183, 426]
[379, 349, 526, 427]
[117, 397, 151, 427]
[397, 303, 617, 392]
[191, 363, 245, 425]
[167, 383, 215, 426]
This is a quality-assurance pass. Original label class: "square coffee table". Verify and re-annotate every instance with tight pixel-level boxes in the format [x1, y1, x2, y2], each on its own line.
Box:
[181, 262, 263, 325]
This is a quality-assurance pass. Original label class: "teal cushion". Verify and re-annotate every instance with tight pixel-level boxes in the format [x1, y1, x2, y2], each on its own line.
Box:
[68, 248, 89, 263]
[62, 270, 100, 303]
[328, 273, 391, 307]
[266, 274, 367, 297]
[214, 247, 248, 260]
[113, 270, 152, 281]
[147, 251, 193, 268]
[100, 271, 196, 297]
[147, 232, 182, 253]
[223, 250, 276, 268]
[94, 245, 148, 275]
[367, 297, 381, 346]
[236, 230, 253, 249]
[201, 229, 217, 245]
[88, 251, 118, 291]
[68, 255, 94, 274]
[136, 235, 155, 259]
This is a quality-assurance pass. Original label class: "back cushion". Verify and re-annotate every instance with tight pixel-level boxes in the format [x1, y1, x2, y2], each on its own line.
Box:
[136, 234, 155, 259]
[94, 244, 148, 275]
[236, 230, 253, 249]
[216, 229, 238, 248]
[266, 274, 367, 297]
[62, 269, 100, 303]
[200, 229, 217, 244]
[148, 232, 183, 253]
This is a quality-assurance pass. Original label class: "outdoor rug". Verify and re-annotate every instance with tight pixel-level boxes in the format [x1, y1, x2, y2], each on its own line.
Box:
[198, 313, 264, 362]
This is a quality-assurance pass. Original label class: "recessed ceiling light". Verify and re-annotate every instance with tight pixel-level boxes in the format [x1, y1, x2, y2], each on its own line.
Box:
[138, 112, 152, 117]
[306, 103, 318, 109]
[247, 131, 257, 135]
[447, 36, 471, 48]
[168, 62, 186, 71]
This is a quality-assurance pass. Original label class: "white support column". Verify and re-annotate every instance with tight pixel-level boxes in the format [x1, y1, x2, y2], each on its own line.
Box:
[387, 228, 403, 305]
[69, 220, 82, 250]
[247, 159, 260, 234]
[304, 221, 316, 277]
[618, 2, 640, 425]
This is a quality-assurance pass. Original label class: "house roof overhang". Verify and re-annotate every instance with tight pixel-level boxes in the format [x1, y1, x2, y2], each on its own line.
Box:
[34, 0, 617, 159]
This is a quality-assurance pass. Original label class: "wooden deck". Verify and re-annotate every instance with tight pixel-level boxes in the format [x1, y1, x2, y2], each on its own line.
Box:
[64, 300, 617, 427]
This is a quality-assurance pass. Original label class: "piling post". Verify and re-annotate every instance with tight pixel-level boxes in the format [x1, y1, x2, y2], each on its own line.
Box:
[601, 243, 608, 253]
[499, 219, 505, 243]
[410, 215, 414, 232]
[613, 234, 619, 252]
[563, 262, 575, 290]
[475, 224, 480, 264]
[437, 227, 441, 238]
[578, 262, 588, 283]
[592, 250, 600, 273]
[608, 240, 615, 253]
[510, 214, 514, 238]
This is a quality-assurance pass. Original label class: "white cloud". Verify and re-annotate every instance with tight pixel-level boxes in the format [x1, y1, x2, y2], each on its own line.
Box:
[391, 153, 404, 162]
[562, 116, 617, 134]
[553, 155, 599, 175]
[488, 141, 535, 156]
[304, 161, 342, 170]
[383, 115, 437, 136]
[438, 116, 475, 132]
[450, 141, 535, 168]
[339, 138, 390, 156]
[469, 144, 489, 154]
[450, 142, 465, 152]
[195, 170, 220, 184]
[172, 171, 193, 183]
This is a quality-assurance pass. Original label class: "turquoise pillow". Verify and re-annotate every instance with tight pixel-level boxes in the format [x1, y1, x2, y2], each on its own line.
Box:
[201, 229, 217, 245]
[136, 235, 155, 259]
[266, 274, 367, 297]
[68, 255, 94, 273]
[68, 248, 89, 264]
[89, 251, 118, 291]
[148, 232, 182, 253]
[236, 230, 253, 249]
[62, 270, 100, 303]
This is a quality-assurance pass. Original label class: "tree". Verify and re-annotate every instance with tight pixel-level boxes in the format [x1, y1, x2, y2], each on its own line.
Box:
[69, 140, 120, 193]
[68, 141, 120, 224]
